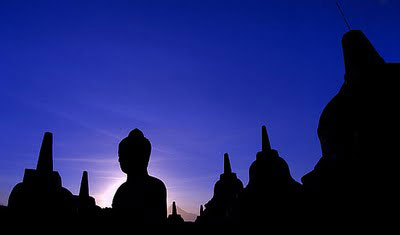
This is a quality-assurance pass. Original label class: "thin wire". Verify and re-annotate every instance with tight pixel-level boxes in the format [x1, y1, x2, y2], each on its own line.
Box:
[336, 1, 351, 31]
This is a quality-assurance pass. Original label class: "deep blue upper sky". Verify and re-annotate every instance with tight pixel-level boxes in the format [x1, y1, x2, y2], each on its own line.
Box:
[1, 0, 399, 213]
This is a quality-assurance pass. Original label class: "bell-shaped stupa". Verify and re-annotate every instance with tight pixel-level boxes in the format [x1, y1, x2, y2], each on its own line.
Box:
[167, 201, 185, 224]
[235, 125, 302, 223]
[74, 171, 99, 214]
[200, 153, 243, 224]
[8, 132, 74, 214]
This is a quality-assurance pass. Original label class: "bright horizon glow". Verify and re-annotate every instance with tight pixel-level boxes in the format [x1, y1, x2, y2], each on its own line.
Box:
[93, 172, 201, 214]
[95, 176, 126, 208]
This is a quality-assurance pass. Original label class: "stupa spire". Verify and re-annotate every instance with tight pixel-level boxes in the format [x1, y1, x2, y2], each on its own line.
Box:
[36, 132, 53, 172]
[79, 171, 89, 198]
[224, 153, 232, 174]
[262, 125, 271, 152]
[342, 30, 384, 79]
[167, 201, 184, 224]
[172, 201, 177, 215]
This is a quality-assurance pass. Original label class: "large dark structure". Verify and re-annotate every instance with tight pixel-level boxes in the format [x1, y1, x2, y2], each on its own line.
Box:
[199, 153, 243, 223]
[301, 30, 400, 217]
[8, 132, 74, 213]
[235, 126, 302, 223]
[112, 129, 167, 224]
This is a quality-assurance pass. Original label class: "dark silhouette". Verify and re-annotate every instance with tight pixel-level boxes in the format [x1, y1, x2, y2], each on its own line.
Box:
[301, 30, 400, 218]
[0, 204, 7, 214]
[8, 132, 74, 214]
[112, 129, 167, 224]
[167, 201, 185, 224]
[167, 203, 198, 222]
[234, 126, 303, 223]
[2, 29, 398, 227]
[200, 153, 243, 224]
[73, 171, 100, 215]
[195, 205, 204, 223]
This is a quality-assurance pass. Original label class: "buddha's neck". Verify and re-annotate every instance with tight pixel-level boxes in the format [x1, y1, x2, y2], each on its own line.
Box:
[127, 169, 149, 182]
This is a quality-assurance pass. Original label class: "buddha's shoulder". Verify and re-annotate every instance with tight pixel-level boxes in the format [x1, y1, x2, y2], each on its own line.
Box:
[147, 176, 166, 191]
[114, 181, 130, 195]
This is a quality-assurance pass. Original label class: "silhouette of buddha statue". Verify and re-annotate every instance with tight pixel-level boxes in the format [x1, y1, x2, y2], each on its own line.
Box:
[112, 129, 167, 224]
[8, 132, 74, 214]
[235, 126, 302, 223]
[201, 153, 243, 223]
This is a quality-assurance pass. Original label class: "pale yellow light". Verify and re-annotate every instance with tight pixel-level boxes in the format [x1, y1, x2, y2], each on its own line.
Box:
[97, 177, 126, 208]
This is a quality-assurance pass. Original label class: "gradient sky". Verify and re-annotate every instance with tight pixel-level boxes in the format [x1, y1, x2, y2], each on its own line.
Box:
[1, 0, 399, 213]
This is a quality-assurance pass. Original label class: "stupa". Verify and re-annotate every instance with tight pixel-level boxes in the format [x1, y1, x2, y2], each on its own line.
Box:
[8, 132, 74, 214]
[201, 153, 243, 223]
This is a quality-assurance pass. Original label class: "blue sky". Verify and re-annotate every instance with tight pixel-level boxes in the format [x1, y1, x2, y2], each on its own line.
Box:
[1, 0, 399, 213]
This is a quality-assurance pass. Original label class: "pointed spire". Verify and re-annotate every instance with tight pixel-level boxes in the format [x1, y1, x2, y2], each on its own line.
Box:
[79, 171, 89, 198]
[200, 205, 204, 216]
[36, 132, 53, 172]
[172, 201, 177, 215]
[224, 153, 232, 174]
[262, 125, 271, 152]
[342, 30, 384, 77]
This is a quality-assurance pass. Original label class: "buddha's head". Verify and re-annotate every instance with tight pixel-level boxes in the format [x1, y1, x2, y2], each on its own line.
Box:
[118, 129, 151, 175]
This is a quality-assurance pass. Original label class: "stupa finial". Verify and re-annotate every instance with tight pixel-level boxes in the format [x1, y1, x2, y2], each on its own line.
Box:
[172, 201, 177, 215]
[79, 171, 89, 197]
[262, 125, 271, 152]
[224, 153, 232, 174]
[36, 132, 53, 172]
